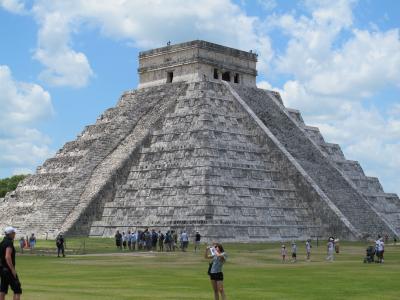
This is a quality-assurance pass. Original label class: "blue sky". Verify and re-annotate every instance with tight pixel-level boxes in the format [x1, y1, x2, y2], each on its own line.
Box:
[0, 0, 399, 194]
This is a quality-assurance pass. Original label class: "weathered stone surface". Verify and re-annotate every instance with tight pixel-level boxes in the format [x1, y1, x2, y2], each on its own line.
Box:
[1, 40, 398, 241]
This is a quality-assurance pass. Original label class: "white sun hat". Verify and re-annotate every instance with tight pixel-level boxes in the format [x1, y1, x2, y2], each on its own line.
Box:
[4, 227, 16, 234]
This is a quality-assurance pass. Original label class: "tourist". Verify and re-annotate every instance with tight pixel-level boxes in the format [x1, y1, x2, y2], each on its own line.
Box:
[0, 227, 22, 299]
[151, 229, 158, 251]
[384, 234, 389, 244]
[130, 231, 137, 251]
[137, 230, 143, 250]
[18, 237, 24, 254]
[122, 232, 128, 250]
[127, 230, 132, 250]
[194, 231, 201, 252]
[28, 233, 36, 253]
[181, 231, 189, 252]
[375, 236, 384, 263]
[172, 231, 178, 251]
[334, 238, 340, 254]
[165, 231, 172, 252]
[56, 233, 65, 257]
[281, 245, 287, 262]
[305, 239, 312, 261]
[158, 231, 164, 252]
[115, 230, 122, 250]
[144, 229, 151, 251]
[179, 231, 183, 250]
[205, 243, 227, 300]
[291, 241, 297, 262]
[326, 237, 335, 261]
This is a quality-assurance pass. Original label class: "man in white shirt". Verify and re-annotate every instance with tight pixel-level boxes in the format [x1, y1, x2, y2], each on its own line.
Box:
[375, 237, 384, 263]
[326, 238, 335, 261]
[180, 231, 189, 252]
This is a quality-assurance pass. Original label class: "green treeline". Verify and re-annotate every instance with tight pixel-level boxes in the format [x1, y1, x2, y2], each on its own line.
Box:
[0, 175, 28, 197]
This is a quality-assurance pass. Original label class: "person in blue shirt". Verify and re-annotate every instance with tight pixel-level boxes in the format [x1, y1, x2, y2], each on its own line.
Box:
[205, 243, 227, 300]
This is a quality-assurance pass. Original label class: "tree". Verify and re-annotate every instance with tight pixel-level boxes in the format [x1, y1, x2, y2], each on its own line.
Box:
[0, 175, 28, 198]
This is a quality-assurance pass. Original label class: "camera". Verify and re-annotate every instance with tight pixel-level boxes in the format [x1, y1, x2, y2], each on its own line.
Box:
[208, 246, 216, 256]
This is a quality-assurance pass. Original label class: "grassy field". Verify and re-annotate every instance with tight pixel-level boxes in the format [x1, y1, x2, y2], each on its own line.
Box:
[14, 239, 400, 299]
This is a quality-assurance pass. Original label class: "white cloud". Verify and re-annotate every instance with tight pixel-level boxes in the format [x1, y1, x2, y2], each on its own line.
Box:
[257, 0, 277, 11]
[0, 65, 53, 126]
[268, 0, 400, 195]
[27, 0, 273, 87]
[0, 0, 26, 14]
[32, 9, 94, 88]
[257, 80, 273, 90]
[0, 65, 54, 175]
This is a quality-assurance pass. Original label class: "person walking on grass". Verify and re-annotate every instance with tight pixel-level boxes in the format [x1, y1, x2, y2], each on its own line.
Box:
[115, 230, 122, 250]
[122, 232, 127, 250]
[127, 230, 132, 250]
[180, 231, 189, 252]
[56, 233, 65, 258]
[305, 239, 312, 261]
[158, 231, 164, 252]
[205, 243, 227, 300]
[130, 231, 137, 251]
[18, 238, 24, 254]
[194, 231, 201, 252]
[375, 237, 384, 263]
[28, 234, 36, 254]
[326, 237, 335, 261]
[281, 245, 287, 263]
[0, 227, 22, 300]
[172, 231, 178, 251]
[291, 241, 297, 262]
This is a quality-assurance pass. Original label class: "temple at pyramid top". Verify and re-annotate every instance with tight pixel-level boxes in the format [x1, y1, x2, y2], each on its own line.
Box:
[138, 40, 258, 88]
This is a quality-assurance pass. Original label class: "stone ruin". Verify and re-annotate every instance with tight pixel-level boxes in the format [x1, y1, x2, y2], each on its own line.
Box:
[1, 40, 399, 241]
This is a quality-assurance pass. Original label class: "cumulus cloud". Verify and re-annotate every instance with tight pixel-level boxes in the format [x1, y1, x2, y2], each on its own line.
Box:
[0, 0, 26, 14]
[32, 7, 94, 88]
[257, 80, 273, 90]
[269, 0, 400, 194]
[27, 0, 273, 88]
[257, 0, 277, 11]
[0, 65, 54, 175]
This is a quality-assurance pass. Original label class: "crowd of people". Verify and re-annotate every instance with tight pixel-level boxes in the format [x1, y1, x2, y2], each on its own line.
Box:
[280, 237, 342, 263]
[17, 234, 36, 254]
[114, 229, 201, 252]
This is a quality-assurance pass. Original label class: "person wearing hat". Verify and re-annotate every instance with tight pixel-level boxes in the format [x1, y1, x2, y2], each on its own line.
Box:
[0, 227, 22, 299]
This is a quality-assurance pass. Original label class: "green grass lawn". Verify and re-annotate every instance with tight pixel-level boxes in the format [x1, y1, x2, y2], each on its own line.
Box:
[14, 239, 400, 299]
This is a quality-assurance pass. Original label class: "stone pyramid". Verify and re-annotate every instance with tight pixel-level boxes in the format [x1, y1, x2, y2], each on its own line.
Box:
[1, 40, 399, 241]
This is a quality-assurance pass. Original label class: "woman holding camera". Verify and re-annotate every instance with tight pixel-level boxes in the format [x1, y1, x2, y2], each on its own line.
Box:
[205, 243, 227, 300]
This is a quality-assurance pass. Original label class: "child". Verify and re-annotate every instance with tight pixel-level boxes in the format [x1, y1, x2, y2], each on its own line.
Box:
[281, 245, 287, 262]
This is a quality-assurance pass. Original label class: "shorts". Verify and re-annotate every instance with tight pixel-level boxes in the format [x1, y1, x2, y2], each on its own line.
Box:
[292, 253, 297, 258]
[210, 272, 224, 281]
[0, 269, 22, 294]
